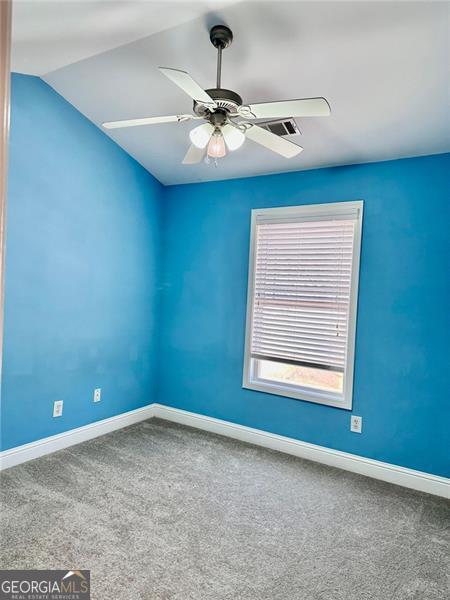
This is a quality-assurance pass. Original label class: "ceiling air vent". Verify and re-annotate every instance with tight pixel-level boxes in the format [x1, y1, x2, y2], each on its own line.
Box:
[259, 118, 301, 136]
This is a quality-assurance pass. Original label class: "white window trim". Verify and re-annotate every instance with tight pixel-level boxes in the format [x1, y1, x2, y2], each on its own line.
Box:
[243, 201, 364, 410]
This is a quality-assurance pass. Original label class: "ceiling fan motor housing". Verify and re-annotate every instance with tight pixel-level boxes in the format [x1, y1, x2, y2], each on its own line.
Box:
[194, 88, 243, 118]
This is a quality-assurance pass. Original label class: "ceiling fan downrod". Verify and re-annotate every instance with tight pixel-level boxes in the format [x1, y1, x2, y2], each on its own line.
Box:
[209, 25, 233, 89]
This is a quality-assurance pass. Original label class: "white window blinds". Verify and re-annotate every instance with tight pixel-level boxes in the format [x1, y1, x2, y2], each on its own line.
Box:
[250, 209, 360, 374]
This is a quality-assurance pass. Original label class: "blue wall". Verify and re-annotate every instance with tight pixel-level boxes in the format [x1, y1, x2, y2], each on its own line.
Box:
[159, 154, 450, 478]
[1, 74, 164, 450]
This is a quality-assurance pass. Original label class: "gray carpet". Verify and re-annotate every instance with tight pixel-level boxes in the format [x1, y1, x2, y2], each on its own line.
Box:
[0, 418, 449, 600]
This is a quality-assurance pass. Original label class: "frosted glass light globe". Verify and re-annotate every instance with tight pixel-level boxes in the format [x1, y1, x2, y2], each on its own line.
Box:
[189, 123, 214, 149]
[207, 129, 227, 158]
[222, 124, 245, 151]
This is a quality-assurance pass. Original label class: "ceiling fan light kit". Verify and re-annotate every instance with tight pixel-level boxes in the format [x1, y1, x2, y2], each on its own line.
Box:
[102, 25, 331, 166]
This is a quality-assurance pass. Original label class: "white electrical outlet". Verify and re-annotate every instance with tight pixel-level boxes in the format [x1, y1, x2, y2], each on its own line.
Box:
[53, 400, 63, 417]
[350, 415, 362, 433]
[93, 388, 101, 403]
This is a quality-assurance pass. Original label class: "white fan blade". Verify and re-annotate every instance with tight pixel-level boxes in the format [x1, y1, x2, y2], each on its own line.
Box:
[241, 98, 331, 120]
[182, 144, 206, 165]
[245, 124, 303, 158]
[159, 67, 217, 107]
[103, 114, 195, 129]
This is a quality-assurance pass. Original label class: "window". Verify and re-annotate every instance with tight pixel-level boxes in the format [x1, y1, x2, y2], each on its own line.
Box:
[243, 201, 363, 409]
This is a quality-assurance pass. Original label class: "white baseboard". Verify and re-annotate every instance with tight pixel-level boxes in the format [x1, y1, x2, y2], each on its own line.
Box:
[152, 404, 450, 499]
[2, 402, 448, 499]
[0, 404, 155, 470]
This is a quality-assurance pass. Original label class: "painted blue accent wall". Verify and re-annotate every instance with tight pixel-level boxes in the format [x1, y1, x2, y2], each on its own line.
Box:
[1, 74, 164, 450]
[159, 154, 450, 478]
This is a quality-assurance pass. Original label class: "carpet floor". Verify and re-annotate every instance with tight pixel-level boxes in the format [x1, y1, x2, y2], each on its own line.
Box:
[0, 418, 449, 600]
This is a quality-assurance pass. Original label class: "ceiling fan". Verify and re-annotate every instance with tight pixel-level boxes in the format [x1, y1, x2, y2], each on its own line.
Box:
[102, 25, 331, 165]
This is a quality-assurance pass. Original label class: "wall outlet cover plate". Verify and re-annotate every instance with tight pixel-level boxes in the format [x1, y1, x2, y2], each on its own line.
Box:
[53, 400, 63, 417]
[350, 415, 362, 433]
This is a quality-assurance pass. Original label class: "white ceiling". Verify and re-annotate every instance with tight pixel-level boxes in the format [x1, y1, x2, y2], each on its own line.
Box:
[12, 0, 237, 75]
[12, 1, 450, 185]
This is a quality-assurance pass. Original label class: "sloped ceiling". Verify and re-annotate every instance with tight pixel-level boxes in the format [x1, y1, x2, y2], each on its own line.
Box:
[12, 1, 450, 185]
[12, 0, 237, 75]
